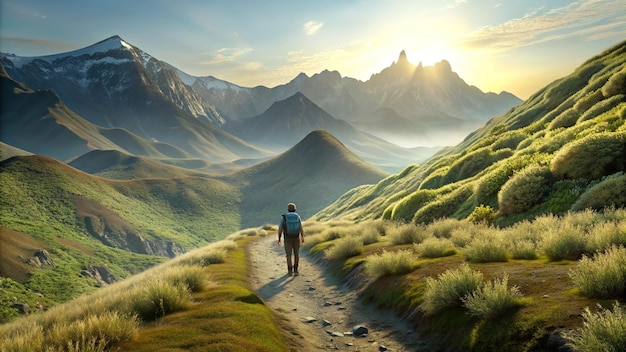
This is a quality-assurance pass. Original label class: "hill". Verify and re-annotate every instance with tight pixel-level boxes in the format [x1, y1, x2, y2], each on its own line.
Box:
[315, 39, 626, 225]
[228, 130, 389, 228]
[224, 92, 432, 172]
[0, 154, 241, 317]
[68, 149, 219, 179]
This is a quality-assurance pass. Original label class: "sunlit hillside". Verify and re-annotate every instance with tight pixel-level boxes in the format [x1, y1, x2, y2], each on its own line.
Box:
[315, 40, 626, 226]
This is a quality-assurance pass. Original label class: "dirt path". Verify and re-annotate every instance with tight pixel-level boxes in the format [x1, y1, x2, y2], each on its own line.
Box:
[248, 236, 431, 351]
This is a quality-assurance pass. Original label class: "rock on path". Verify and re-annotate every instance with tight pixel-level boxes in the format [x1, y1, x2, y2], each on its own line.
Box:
[247, 235, 429, 351]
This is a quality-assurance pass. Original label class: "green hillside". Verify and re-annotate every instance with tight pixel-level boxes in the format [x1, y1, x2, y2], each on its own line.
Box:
[315, 40, 626, 225]
[228, 130, 389, 228]
[0, 155, 241, 320]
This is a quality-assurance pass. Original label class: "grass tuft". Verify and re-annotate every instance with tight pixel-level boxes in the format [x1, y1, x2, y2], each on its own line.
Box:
[462, 275, 523, 319]
[420, 263, 483, 315]
[569, 245, 626, 298]
[364, 249, 415, 280]
[567, 302, 626, 352]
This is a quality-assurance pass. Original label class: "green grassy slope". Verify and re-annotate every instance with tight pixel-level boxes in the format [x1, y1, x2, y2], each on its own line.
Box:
[0, 155, 241, 320]
[315, 40, 626, 225]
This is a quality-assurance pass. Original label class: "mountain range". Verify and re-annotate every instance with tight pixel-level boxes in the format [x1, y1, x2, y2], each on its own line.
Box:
[1, 35, 520, 171]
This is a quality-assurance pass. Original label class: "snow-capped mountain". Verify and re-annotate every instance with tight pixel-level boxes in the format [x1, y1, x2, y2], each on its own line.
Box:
[1, 35, 224, 126]
[0, 36, 271, 163]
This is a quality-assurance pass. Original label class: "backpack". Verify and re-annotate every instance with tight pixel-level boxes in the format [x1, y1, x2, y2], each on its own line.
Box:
[282, 213, 301, 239]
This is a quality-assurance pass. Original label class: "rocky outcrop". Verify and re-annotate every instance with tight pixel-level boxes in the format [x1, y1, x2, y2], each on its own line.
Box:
[75, 195, 185, 258]
[26, 249, 54, 267]
[81, 265, 117, 286]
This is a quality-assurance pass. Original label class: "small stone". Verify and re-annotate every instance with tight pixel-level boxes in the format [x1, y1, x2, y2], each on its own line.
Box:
[324, 301, 333, 306]
[322, 320, 332, 326]
[353, 325, 369, 337]
[308, 286, 316, 291]
[379, 345, 388, 351]
[329, 332, 344, 337]
[303, 316, 317, 323]
[337, 307, 346, 310]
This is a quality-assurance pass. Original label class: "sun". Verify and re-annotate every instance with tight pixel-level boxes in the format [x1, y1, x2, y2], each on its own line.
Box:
[407, 47, 456, 66]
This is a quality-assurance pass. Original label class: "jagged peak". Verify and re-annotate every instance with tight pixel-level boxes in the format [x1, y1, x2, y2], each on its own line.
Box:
[397, 50, 409, 65]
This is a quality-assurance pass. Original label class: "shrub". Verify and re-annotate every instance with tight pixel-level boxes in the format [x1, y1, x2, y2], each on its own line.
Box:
[572, 173, 626, 211]
[508, 239, 539, 260]
[574, 89, 605, 112]
[550, 132, 626, 180]
[601, 66, 626, 97]
[415, 237, 456, 258]
[548, 107, 580, 130]
[498, 165, 552, 215]
[467, 205, 497, 225]
[358, 226, 381, 245]
[428, 217, 463, 238]
[419, 167, 448, 190]
[586, 220, 626, 253]
[389, 223, 429, 245]
[491, 130, 527, 151]
[364, 249, 415, 280]
[324, 236, 363, 260]
[567, 302, 626, 352]
[391, 189, 438, 221]
[420, 263, 483, 315]
[413, 185, 474, 224]
[444, 147, 513, 184]
[463, 236, 508, 263]
[569, 245, 626, 298]
[540, 223, 588, 261]
[462, 275, 522, 320]
[578, 94, 626, 123]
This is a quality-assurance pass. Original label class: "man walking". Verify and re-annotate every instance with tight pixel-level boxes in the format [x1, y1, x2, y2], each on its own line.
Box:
[277, 203, 305, 276]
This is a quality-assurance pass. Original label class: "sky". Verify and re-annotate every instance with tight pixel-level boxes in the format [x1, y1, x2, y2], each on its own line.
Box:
[1, 0, 625, 100]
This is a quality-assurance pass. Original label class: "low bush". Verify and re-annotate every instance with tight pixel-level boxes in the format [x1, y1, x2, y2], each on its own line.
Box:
[601, 66, 626, 97]
[548, 107, 580, 130]
[467, 204, 497, 225]
[414, 237, 456, 258]
[490, 130, 527, 151]
[463, 237, 508, 263]
[540, 222, 588, 261]
[569, 245, 626, 298]
[567, 302, 626, 352]
[364, 249, 415, 280]
[578, 94, 625, 123]
[572, 173, 626, 211]
[358, 226, 381, 245]
[462, 275, 522, 320]
[420, 263, 483, 315]
[325, 236, 363, 260]
[508, 239, 539, 260]
[389, 223, 429, 245]
[428, 217, 463, 239]
[550, 132, 626, 180]
[586, 220, 626, 253]
[390, 189, 438, 221]
[498, 165, 552, 215]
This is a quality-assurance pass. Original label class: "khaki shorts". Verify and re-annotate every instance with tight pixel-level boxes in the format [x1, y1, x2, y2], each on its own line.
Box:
[283, 237, 300, 257]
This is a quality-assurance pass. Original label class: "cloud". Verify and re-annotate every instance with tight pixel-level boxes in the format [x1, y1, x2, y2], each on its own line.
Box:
[457, 0, 626, 51]
[197, 47, 253, 65]
[0, 36, 75, 53]
[304, 20, 324, 35]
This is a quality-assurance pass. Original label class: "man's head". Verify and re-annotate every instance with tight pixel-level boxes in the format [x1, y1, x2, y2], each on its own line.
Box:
[287, 203, 297, 212]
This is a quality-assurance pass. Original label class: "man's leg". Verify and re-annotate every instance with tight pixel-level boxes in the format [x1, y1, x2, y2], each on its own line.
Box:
[293, 240, 300, 275]
[284, 239, 294, 275]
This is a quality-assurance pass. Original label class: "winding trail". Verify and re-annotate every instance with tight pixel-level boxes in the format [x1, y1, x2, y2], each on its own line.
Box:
[248, 235, 430, 351]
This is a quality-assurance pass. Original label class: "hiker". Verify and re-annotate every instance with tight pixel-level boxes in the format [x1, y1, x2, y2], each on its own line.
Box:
[277, 203, 305, 276]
